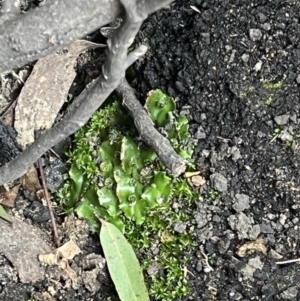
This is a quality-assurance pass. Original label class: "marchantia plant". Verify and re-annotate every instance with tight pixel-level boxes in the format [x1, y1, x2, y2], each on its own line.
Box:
[58, 90, 197, 300]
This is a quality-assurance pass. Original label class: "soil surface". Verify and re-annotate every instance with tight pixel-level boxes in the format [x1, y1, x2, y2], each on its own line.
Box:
[1, 0, 300, 301]
[134, 1, 300, 300]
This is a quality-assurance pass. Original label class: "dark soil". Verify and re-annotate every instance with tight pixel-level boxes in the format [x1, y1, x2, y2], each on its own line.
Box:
[1, 0, 300, 301]
[134, 1, 300, 300]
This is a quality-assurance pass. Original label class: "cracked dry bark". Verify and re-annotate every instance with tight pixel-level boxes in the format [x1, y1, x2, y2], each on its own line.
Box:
[0, 0, 122, 73]
[0, 0, 174, 73]
[0, 0, 175, 185]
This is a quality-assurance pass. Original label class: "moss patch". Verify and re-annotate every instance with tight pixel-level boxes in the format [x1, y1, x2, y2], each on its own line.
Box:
[58, 91, 197, 300]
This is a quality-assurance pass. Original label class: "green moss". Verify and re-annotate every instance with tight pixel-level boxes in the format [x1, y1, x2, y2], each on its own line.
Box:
[57, 90, 197, 300]
[263, 79, 284, 105]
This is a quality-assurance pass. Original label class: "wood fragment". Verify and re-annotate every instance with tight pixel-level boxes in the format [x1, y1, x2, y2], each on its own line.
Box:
[116, 78, 186, 176]
[38, 158, 59, 247]
[15, 40, 105, 148]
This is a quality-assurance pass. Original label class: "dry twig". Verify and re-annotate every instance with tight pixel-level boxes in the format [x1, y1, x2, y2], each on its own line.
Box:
[38, 158, 59, 247]
[116, 78, 186, 176]
[0, 0, 174, 185]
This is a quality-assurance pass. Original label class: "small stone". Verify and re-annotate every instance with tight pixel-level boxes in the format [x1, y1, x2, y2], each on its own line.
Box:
[249, 225, 261, 240]
[249, 28, 262, 41]
[194, 211, 208, 229]
[279, 213, 287, 225]
[241, 53, 249, 63]
[196, 260, 202, 272]
[210, 173, 227, 192]
[240, 256, 263, 281]
[261, 23, 271, 31]
[259, 223, 274, 234]
[174, 222, 187, 234]
[274, 114, 289, 125]
[233, 194, 250, 212]
[267, 213, 276, 220]
[296, 74, 300, 84]
[191, 175, 206, 187]
[268, 249, 283, 260]
[195, 126, 206, 139]
[212, 214, 221, 223]
[147, 262, 161, 276]
[279, 131, 293, 141]
[228, 212, 260, 239]
[253, 61, 262, 71]
[280, 286, 298, 300]
[257, 13, 267, 23]
[290, 114, 297, 123]
[230, 146, 242, 161]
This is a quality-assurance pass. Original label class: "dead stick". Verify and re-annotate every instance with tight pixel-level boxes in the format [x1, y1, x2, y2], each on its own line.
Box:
[38, 158, 60, 247]
[116, 78, 186, 176]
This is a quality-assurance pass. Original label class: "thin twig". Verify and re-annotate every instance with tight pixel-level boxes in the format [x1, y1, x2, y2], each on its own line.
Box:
[0, 98, 17, 117]
[275, 258, 300, 265]
[38, 158, 60, 247]
[116, 78, 186, 176]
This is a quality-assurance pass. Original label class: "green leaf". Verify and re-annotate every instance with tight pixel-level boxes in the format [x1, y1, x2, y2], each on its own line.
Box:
[97, 187, 119, 217]
[141, 172, 172, 207]
[98, 141, 120, 166]
[68, 164, 86, 204]
[100, 220, 150, 301]
[0, 204, 11, 223]
[140, 148, 157, 165]
[75, 201, 106, 232]
[121, 137, 143, 175]
[145, 90, 175, 127]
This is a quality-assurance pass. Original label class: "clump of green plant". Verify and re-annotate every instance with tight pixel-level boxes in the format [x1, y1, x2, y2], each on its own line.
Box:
[58, 90, 197, 300]
[263, 79, 284, 105]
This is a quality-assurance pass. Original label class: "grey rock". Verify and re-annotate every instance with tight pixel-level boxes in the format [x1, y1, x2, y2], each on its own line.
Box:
[147, 262, 161, 276]
[44, 158, 68, 192]
[274, 114, 289, 125]
[280, 286, 298, 300]
[233, 194, 250, 212]
[194, 211, 208, 229]
[290, 114, 297, 123]
[228, 212, 260, 239]
[174, 222, 187, 233]
[196, 260, 202, 272]
[241, 53, 249, 63]
[249, 28, 262, 41]
[240, 256, 263, 281]
[261, 23, 271, 31]
[196, 225, 213, 243]
[279, 130, 293, 141]
[195, 126, 206, 139]
[218, 231, 234, 254]
[259, 223, 274, 234]
[249, 224, 261, 240]
[82, 268, 101, 293]
[267, 213, 276, 220]
[210, 173, 228, 192]
[257, 13, 267, 23]
[212, 214, 221, 223]
[296, 74, 300, 84]
[230, 146, 242, 161]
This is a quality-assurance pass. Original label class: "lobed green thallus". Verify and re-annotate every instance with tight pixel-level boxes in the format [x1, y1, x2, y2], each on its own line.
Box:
[58, 89, 196, 300]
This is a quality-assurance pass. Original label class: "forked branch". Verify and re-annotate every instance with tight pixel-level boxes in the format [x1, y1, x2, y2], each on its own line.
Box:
[0, 0, 174, 185]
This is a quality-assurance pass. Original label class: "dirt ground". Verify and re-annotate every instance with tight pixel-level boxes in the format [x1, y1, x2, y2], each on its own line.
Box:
[1, 0, 300, 300]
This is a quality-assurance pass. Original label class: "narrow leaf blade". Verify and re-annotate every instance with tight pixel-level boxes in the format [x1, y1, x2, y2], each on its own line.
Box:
[0, 204, 12, 222]
[100, 221, 149, 301]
